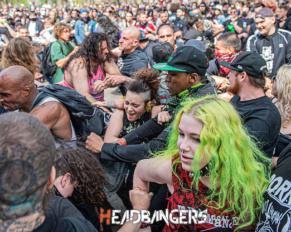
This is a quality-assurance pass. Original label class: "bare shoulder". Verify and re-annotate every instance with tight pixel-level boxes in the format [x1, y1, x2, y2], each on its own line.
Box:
[30, 101, 65, 124]
[67, 57, 86, 72]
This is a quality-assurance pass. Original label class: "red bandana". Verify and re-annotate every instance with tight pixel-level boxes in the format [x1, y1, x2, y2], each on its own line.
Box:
[214, 51, 240, 76]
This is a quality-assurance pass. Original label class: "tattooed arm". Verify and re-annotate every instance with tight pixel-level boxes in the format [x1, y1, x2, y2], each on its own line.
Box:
[93, 99, 125, 110]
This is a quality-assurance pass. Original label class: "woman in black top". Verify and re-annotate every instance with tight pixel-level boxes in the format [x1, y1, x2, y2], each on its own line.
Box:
[104, 68, 161, 143]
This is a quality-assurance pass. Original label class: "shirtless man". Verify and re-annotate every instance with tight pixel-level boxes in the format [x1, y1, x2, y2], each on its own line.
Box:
[63, 32, 122, 105]
[0, 66, 73, 140]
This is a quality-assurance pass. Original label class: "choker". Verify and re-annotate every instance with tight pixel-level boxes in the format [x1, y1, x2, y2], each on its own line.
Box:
[189, 163, 210, 178]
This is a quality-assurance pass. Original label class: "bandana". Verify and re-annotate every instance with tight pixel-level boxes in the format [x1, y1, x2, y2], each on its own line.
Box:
[214, 51, 238, 76]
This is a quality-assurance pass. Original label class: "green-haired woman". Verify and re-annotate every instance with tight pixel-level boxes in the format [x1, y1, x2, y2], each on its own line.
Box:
[133, 95, 270, 231]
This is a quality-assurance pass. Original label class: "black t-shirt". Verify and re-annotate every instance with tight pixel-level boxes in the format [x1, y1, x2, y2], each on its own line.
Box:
[117, 46, 149, 78]
[223, 18, 243, 33]
[255, 143, 291, 231]
[33, 213, 97, 232]
[230, 95, 281, 157]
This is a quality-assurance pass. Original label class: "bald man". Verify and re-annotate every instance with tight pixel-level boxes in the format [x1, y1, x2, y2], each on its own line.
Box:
[0, 66, 73, 141]
[158, 24, 177, 49]
[105, 26, 150, 95]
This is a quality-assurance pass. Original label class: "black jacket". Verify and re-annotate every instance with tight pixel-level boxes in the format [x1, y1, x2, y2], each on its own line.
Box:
[100, 81, 216, 163]
[246, 28, 291, 77]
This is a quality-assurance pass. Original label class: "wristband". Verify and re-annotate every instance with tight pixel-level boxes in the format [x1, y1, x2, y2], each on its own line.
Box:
[118, 138, 126, 146]
[140, 222, 150, 228]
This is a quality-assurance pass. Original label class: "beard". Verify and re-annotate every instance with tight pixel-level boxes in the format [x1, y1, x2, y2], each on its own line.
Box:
[227, 76, 240, 95]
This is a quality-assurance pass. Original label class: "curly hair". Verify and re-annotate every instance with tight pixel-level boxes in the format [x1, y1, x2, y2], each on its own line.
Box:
[128, 68, 161, 102]
[154, 95, 270, 230]
[64, 33, 111, 79]
[1, 37, 38, 75]
[54, 144, 107, 205]
[53, 22, 72, 40]
[97, 15, 120, 48]
[275, 64, 291, 128]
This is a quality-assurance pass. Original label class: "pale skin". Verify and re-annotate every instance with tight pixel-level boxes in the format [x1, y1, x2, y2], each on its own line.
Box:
[64, 40, 122, 105]
[104, 91, 160, 143]
[134, 114, 253, 230]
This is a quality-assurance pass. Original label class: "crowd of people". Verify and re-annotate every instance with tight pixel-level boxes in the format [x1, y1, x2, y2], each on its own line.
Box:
[0, 0, 291, 231]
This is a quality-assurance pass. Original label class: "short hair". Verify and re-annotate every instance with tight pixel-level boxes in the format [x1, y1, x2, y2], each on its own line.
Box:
[19, 26, 28, 31]
[157, 24, 174, 35]
[217, 32, 241, 52]
[53, 22, 72, 40]
[0, 112, 55, 219]
[139, 10, 147, 16]
[279, 4, 288, 11]
[248, 70, 267, 89]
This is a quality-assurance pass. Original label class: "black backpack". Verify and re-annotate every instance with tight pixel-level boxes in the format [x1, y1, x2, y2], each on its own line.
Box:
[42, 41, 63, 77]
[29, 84, 105, 141]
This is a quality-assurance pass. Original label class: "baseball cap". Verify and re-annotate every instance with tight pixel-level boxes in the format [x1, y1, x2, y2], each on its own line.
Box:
[255, 8, 274, 19]
[213, 5, 223, 11]
[219, 52, 267, 78]
[153, 46, 209, 76]
[80, 8, 89, 14]
[185, 39, 206, 53]
[151, 42, 174, 63]
[200, 2, 206, 7]
[183, 29, 203, 41]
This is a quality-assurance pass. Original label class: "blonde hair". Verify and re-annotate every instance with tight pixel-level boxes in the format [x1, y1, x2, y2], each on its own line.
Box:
[276, 64, 291, 127]
[1, 37, 38, 75]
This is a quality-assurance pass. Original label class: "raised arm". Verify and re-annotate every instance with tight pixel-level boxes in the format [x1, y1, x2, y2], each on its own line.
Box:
[104, 110, 124, 143]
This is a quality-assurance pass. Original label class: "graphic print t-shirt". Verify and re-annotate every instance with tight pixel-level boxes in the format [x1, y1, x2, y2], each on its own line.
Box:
[256, 145, 291, 231]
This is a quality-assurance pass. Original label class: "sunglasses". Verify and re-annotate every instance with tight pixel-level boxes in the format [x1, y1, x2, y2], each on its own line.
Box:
[271, 75, 276, 81]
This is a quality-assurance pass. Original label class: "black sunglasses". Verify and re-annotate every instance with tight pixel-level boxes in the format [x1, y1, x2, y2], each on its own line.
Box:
[271, 75, 276, 81]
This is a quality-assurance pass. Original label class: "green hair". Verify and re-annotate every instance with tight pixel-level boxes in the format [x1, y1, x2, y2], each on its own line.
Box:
[154, 95, 270, 230]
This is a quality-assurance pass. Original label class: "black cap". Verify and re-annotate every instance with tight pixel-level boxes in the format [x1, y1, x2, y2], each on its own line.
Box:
[183, 29, 203, 41]
[154, 46, 209, 76]
[219, 51, 267, 78]
[151, 42, 174, 63]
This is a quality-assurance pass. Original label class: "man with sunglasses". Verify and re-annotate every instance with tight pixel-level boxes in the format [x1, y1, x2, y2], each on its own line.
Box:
[247, 8, 291, 78]
[220, 51, 281, 158]
[221, 7, 243, 34]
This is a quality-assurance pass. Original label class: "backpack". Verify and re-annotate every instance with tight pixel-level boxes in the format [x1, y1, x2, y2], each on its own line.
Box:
[42, 41, 63, 77]
[29, 84, 105, 141]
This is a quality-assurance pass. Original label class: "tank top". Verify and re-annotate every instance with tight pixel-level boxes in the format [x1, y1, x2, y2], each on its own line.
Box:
[119, 110, 152, 137]
[164, 155, 238, 232]
[63, 59, 105, 101]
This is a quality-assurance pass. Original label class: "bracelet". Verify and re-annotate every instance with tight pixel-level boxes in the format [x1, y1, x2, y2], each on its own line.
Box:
[117, 138, 126, 146]
[140, 222, 150, 228]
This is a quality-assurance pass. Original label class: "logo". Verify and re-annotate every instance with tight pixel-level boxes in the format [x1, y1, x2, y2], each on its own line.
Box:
[100, 208, 208, 225]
